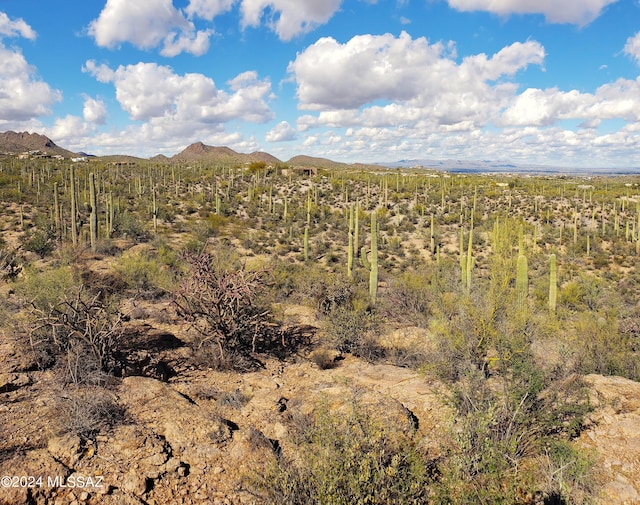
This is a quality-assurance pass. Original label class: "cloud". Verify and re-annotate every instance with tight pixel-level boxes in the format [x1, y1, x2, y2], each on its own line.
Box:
[88, 0, 211, 56]
[0, 44, 61, 123]
[240, 0, 342, 40]
[0, 11, 36, 39]
[500, 78, 640, 126]
[266, 120, 297, 141]
[49, 115, 93, 141]
[82, 60, 274, 126]
[288, 31, 544, 131]
[186, 0, 236, 20]
[88, 0, 347, 52]
[446, 0, 618, 25]
[283, 31, 640, 167]
[160, 28, 213, 57]
[624, 32, 640, 65]
[83, 96, 107, 125]
[0, 13, 60, 126]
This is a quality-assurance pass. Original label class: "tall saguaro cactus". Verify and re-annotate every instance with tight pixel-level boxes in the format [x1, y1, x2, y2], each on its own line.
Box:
[369, 211, 378, 304]
[70, 165, 78, 246]
[466, 226, 473, 293]
[549, 253, 557, 314]
[358, 210, 379, 305]
[53, 182, 60, 238]
[516, 252, 528, 311]
[347, 204, 354, 278]
[89, 172, 98, 251]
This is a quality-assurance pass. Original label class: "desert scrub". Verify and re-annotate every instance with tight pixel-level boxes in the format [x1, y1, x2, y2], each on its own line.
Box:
[113, 247, 177, 295]
[20, 227, 55, 257]
[381, 269, 432, 326]
[173, 251, 277, 369]
[112, 210, 149, 242]
[17, 264, 76, 310]
[325, 307, 384, 362]
[27, 285, 125, 383]
[250, 399, 435, 505]
[53, 386, 126, 438]
[432, 358, 595, 505]
[570, 312, 639, 381]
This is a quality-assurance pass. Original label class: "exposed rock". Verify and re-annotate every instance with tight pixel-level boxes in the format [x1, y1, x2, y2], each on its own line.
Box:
[0, 131, 76, 157]
[578, 374, 640, 505]
[0, 449, 70, 504]
[0, 372, 30, 392]
[117, 377, 232, 473]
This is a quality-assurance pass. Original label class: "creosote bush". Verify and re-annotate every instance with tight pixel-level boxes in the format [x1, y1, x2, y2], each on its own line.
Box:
[113, 247, 176, 296]
[325, 306, 384, 362]
[250, 399, 436, 505]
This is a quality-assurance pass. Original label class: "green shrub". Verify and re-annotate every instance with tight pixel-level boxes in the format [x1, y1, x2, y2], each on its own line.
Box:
[113, 248, 176, 295]
[382, 270, 431, 326]
[325, 307, 384, 362]
[17, 265, 75, 310]
[112, 211, 149, 242]
[250, 399, 435, 505]
[20, 228, 54, 257]
[571, 312, 639, 380]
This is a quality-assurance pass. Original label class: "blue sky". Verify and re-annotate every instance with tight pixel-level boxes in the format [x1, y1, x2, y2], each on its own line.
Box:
[1, 0, 640, 168]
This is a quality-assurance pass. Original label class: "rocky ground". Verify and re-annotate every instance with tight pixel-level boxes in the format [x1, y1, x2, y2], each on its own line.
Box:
[0, 303, 639, 504]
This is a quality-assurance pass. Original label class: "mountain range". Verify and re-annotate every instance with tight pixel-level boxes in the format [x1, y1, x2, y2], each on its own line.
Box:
[0, 131, 351, 169]
[2, 131, 638, 175]
[0, 131, 77, 158]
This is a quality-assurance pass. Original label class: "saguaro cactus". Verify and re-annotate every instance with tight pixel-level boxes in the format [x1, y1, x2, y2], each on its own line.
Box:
[70, 165, 78, 246]
[460, 226, 466, 287]
[347, 204, 354, 278]
[89, 172, 98, 251]
[516, 252, 528, 311]
[369, 211, 378, 304]
[53, 182, 60, 238]
[360, 212, 379, 304]
[548, 253, 557, 314]
[430, 214, 435, 254]
[466, 226, 473, 293]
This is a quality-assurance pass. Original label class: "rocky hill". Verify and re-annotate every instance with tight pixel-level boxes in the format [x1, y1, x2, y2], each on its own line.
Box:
[171, 142, 282, 165]
[287, 154, 349, 170]
[0, 131, 77, 158]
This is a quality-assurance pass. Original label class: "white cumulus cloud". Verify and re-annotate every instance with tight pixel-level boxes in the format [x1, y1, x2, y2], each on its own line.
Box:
[0, 13, 61, 125]
[83, 96, 107, 125]
[186, 0, 236, 20]
[88, 0, 211, 56]
[446, 0, 618, 25]
[0, 11, 36, 39]
[288, 31, 544, 130]
[500, 77, 640, 126]
[82, 60, 274, 125]
[266, 121, 297, 141]
[240, 0, 342, 40]
[624, 32, 640, 65]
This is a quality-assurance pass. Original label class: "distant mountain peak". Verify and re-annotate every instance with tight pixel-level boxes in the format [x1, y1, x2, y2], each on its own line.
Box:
[172, 141, 281, 164]
[0, 131, 76, 158]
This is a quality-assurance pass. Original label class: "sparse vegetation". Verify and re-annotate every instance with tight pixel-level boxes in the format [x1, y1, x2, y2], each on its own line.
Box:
[1, 153, 638, 503]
